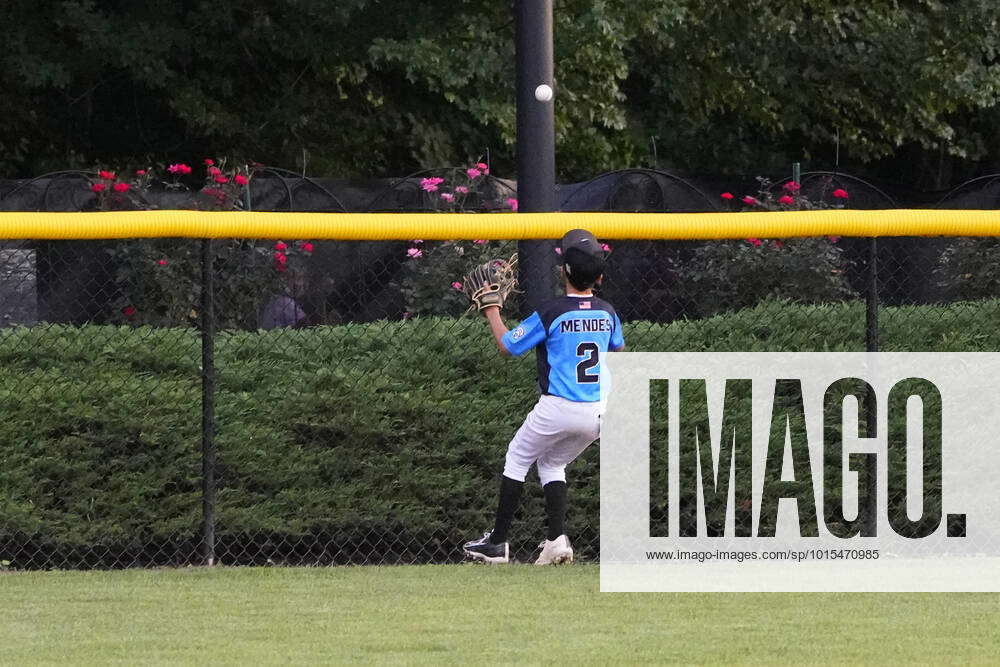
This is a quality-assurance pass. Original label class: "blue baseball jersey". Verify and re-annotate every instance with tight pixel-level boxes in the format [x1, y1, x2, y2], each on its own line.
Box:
[501, 295, 624, 402]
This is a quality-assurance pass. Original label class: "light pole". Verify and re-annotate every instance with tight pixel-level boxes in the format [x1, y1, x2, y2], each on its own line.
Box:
[515, 0, 558, 314]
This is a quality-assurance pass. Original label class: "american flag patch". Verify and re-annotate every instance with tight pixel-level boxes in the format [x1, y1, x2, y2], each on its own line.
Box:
[579, 301, 591, 309]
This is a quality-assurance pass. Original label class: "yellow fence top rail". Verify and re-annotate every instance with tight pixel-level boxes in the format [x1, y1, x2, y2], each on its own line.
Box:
[1, 209, 999, 240]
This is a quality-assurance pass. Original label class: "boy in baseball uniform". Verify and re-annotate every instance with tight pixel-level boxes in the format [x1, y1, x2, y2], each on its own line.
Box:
[463, 229, 624, 564]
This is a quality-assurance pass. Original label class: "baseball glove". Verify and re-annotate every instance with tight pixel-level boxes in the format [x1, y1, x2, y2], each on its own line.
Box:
[462, 254, 518, 313]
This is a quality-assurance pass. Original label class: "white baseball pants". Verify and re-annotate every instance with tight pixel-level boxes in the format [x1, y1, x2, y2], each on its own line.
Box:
[503, 394, 602, 485]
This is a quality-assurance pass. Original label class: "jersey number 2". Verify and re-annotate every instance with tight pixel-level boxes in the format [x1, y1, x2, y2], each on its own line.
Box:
[576, 342, 600, 383]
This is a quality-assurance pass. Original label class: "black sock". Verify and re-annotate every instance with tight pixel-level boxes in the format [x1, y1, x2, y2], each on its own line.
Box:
[543, 481, 568, 540]
[490, 476, 523, 544]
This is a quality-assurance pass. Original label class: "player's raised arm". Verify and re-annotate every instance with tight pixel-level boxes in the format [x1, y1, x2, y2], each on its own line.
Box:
[458, 254, 524, 357]
[483, 306, 511, 356]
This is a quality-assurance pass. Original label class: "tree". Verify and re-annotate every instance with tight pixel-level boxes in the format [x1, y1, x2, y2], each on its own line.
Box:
[1, 1, 999, 184]
[625, 2, 1000, 176]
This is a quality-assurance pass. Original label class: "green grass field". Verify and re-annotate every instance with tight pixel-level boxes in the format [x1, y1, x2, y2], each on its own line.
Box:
[2, 565, 999, 665]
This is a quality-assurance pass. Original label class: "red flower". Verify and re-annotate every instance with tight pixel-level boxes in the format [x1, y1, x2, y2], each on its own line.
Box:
[778, 195, 794, 205]
[204, 158, 215, 166]
[208, 166, 221, 176]
[274, 241, 287, 251]
[833, 188, 849, 199]
[274, 252, 288, 272]
[122, 305, 137, 317]
[301, 242, 314, 253]
[214, 175, 229, 184]
[167, 163, 192, 175]
[720, 192, 734, 200]
[136, 169, 147, 176]
[742, 196, 758, 206]
[746, 238, 763, 247]
[99, 170, 116, 180]
[113, 182, 130, 193]
[91, 183, 106, 193]
[157, 259, 168, 266]
[783, 181, 801, 192]
[234, 173, 249, 186]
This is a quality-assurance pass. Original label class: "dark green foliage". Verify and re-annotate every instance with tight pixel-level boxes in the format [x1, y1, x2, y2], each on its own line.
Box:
[670, 238, 855, 318]
[1, 301, 998, 565]
[2, 2, 1000, 180]
[935, 238, 1000, 301]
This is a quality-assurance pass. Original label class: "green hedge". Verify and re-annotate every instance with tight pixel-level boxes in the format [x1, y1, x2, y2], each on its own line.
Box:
[1, 299, 998, 567]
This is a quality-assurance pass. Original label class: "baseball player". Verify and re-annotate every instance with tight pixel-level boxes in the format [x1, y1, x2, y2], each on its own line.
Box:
[462, 229, 624, 564]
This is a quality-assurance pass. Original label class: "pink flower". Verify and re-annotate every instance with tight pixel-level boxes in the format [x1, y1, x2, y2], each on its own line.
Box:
[208, 166, 221, 176]
[234, 173, 249, 185]
[828, 235, 841, 243]
[833, 188, 849, 199]
[746, 238, 763, 247]
[411, 239, 423, 244]
[473, 240, 487, 245]
[274, 241, 287, 250]
[554, 247, 562, 255]
[720, 192, 734, 200]
[91, 183, 106, 193]
[779, 195, 794, 205]
[601, 243, 611, 252]
[506, 198, 518, 211]
[420, 177, 444, 192]
[113, 182, 130, 193]
[455, 186, 469, 194]
[476, 162, 489, 174]
[157, 259, 168, 266]
[407, 248, 423, 259]
[99, 170, 116, 180]
[204, 158, 214, 166]
[214, 175, 229, 184]
[783, 181, 801, 192]
[122, 305, 137, 317]
[136, 169, 146, 176]
[451, 281, 463, 290]
[167, 163, 192, 175]
[466, 168, 481, 179]
[274, 252, 288, 263]
[300, 242, 314, 253]
[742, 196, 758, 206]
[441, 192, 455, 203]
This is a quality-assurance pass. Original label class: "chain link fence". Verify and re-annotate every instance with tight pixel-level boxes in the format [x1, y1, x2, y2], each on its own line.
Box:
[2, 229, 997, 569]
[2, 163, 999, 568]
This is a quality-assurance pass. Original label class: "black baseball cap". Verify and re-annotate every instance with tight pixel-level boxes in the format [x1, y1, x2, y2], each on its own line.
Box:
[559, 228, 604, 260]
[559, 229, 606, 287]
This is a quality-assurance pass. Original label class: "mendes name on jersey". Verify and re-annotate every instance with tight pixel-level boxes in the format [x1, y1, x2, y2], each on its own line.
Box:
[501, 296, 624, 402]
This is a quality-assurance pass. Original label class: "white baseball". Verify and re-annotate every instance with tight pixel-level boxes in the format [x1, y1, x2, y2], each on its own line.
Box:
[534, 84, 554, 102]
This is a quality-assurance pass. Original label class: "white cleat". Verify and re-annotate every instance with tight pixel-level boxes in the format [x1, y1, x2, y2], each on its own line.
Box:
[534, 535, 573, 565]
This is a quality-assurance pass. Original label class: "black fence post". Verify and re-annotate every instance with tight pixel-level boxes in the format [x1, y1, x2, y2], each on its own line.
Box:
[514, 0, 559, 314]
[864, 237, 878, 536]
[201, 238, 217, 566]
